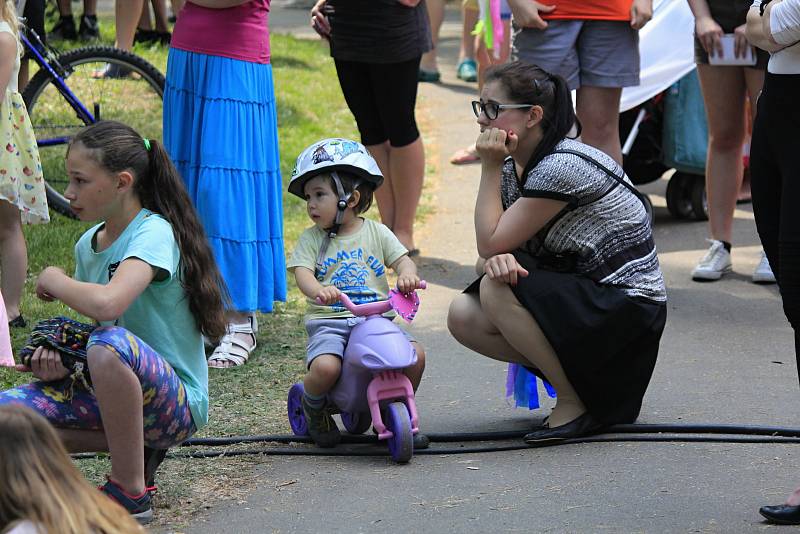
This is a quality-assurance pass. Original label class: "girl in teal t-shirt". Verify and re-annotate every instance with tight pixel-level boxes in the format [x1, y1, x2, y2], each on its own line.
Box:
[0, 121, 228, 524]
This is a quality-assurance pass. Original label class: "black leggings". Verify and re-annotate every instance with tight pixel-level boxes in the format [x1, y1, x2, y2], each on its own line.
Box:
[334, 56, 421, 147]
[750, 72, 800, 381]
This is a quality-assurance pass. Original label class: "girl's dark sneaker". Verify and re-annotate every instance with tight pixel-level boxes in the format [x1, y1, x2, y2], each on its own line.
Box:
[78, 14, 100, 41]
[98, 478, 154, 525]
[50, 15, 77, 41]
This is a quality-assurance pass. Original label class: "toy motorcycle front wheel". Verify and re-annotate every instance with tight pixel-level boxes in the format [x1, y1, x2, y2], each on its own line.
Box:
[385, 402, 413, 463]
[287, 383, 309, 436]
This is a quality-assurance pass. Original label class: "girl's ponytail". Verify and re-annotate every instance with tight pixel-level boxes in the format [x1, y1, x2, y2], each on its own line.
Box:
[70, 121, 229, 342]
[143, 138, 229, 341]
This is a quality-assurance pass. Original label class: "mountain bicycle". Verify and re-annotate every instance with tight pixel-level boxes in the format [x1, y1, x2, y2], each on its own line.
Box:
[21, 27, 164, 218]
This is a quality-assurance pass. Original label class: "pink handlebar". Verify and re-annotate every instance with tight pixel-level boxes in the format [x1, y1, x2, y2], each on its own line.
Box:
[316, 280, 427, 317]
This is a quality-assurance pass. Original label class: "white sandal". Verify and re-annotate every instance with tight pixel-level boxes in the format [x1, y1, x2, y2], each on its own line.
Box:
[208, 316, 257, 368]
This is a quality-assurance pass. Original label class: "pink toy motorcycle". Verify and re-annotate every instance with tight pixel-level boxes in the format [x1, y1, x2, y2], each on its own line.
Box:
[287, 282, 426, 463]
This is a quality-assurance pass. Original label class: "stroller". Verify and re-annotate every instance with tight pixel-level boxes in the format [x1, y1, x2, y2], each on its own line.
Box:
[618, 0, 747, 222]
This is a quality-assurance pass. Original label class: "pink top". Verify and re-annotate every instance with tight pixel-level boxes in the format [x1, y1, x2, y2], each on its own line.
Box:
[170, 0, 271, 64]
[0, 291, 14, 366]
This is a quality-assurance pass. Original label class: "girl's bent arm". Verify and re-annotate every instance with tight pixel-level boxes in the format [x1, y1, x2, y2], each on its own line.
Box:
[746, 1, 786, 51]
[0, 33, 16, 95]
[37, 258, 157, 322]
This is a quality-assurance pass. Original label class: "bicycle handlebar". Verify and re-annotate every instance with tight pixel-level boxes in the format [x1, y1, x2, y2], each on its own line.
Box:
[316, 281, 427, 316]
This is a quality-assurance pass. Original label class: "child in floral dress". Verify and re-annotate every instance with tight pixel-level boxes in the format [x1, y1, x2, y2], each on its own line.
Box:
[0, 0, 47, 328]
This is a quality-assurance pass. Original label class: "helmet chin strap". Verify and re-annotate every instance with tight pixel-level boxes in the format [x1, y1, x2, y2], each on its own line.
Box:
[314, 171, 362, 281]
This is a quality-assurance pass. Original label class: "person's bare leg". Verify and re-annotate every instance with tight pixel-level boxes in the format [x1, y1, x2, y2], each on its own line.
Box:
[17, 61, 29, 98]
[479, 276, 586, 426]
[87, 344, 145, 495]
[115, 0, 146, 51]
[57, 0, 72, 16]
[367, 141, 395, 229]
[420, 0, 445, 73]
[575, 86, 624, 165]
[303, 354, 342, 396]
[0, 201, 27, 322]
[448, 292, 530, 364]
[138, 1, 153, 31]
[404, 342, 426, 391]
[152, 0, 170, 33]
[58, 428, 109, 452]
[388, 138, 424, 252]
[786, 487, 800, 506]
[170, 0, 185, 19]
[459, 6, 479, 64]
[83, 0, 97, 16]
[741, 67, 766, 200]
[697, 64, 747, 244]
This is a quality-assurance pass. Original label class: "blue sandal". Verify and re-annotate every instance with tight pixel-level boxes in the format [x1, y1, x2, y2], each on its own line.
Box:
[457, 59, 478, 82]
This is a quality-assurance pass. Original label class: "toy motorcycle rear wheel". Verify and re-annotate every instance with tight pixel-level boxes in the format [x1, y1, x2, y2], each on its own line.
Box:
[341, 411, 372, 434]
[385, 402, 413, 463]
[287, 383, 309, 436]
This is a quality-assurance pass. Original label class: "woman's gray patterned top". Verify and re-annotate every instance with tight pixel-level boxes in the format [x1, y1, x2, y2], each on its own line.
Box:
[501, 139, 667, 302]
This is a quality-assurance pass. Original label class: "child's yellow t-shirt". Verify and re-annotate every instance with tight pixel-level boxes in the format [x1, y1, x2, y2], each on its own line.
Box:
[287, 218, 408, 320]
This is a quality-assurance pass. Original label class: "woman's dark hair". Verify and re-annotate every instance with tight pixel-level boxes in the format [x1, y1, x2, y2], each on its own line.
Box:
[324, 171, 375, 215]
[484, 61, 581, 180]
[68, 121, 229, 342]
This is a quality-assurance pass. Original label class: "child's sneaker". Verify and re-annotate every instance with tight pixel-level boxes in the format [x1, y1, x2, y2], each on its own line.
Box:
[50, 15, 77, 41]
[691, 240, 732, 281]
[98, 478, 154, 525]
[302, 396, 341, 448]
[753, 250, 777, 284]
[78, 14, 100, 41]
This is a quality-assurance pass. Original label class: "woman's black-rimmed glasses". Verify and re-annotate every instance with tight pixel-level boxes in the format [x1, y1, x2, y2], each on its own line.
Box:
[471, 100, 534, 120]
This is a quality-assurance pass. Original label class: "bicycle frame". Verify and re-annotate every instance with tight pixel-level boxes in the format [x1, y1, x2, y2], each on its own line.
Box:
[21, 29, 95, 147]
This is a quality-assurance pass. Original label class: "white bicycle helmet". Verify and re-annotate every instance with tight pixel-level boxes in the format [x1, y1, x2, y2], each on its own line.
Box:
[289, 138, 385, 280]
[288, 138, 383, 199]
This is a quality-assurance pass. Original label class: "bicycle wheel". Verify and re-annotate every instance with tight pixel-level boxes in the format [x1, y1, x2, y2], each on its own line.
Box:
[22, 46, 165, 218]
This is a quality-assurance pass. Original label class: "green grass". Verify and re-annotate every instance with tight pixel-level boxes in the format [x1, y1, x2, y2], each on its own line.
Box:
[1, 32, 372, 527]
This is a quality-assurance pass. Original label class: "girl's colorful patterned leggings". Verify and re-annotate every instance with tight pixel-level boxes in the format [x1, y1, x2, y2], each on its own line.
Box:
[0, 326, 196, 449]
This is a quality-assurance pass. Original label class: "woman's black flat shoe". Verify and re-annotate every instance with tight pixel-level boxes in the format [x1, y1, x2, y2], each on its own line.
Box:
[759, 504, 800, 525]
[8, 315, 25, 328]
[523, 412, 605, 446]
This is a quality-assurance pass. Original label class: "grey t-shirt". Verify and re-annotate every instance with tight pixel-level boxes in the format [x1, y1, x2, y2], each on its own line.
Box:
[328, 0, 432, 64]
[501, 139, 666, 303]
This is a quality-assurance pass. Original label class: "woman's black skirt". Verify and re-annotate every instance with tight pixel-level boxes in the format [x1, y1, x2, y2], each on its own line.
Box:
[465, 251, 667, 424]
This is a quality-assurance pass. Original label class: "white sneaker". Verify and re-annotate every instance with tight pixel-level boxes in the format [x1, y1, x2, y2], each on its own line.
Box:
[692, 240, 732, 281]
[752, 250, 777, 284]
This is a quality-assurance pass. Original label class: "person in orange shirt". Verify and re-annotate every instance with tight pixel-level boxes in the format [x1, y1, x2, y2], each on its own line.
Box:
[506, 0, 652, 164]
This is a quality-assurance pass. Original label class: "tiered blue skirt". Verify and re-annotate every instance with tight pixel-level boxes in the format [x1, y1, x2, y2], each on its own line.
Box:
[164, 48, 286, 312]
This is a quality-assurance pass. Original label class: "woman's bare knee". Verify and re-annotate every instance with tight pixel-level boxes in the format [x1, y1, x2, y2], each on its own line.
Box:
[478, 275, 511, 319]
[446, 294, 472, 339]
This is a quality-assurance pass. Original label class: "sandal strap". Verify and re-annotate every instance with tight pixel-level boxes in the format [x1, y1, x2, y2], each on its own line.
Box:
[208, 329, 256, 367]
[226, 320, 255, 335]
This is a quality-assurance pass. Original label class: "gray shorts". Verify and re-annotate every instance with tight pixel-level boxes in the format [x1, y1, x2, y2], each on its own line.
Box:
[305, 317, 416, 369]
[512, 20, 640, 91]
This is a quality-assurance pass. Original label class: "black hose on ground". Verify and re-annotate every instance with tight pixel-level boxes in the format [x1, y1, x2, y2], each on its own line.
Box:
[70, 423, 800, 460]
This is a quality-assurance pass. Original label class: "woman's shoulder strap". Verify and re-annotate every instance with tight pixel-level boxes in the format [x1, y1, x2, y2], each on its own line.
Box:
[550, 147, 647, 208]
